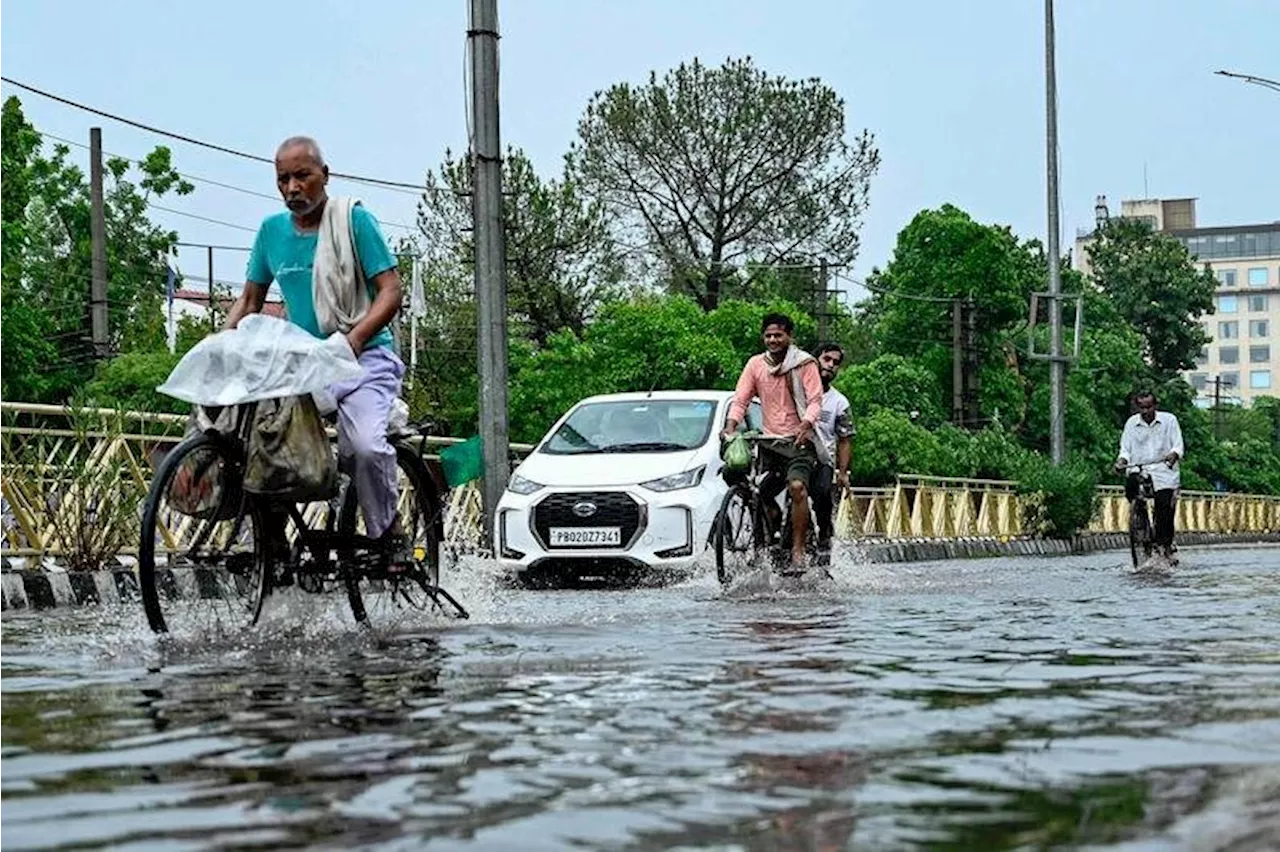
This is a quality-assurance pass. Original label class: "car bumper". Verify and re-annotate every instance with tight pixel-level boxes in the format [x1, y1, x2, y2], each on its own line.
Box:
[494, 485, 721, 583]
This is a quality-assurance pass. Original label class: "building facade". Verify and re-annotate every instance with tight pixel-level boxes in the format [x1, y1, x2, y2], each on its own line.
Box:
[1074, 197, 1280, 408]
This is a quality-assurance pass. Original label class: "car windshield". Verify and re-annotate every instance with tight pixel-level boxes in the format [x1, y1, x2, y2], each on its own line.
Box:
[542, 399, 718, 455]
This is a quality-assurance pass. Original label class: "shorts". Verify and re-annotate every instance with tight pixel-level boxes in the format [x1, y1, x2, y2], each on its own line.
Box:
[758, 438, 818, 490]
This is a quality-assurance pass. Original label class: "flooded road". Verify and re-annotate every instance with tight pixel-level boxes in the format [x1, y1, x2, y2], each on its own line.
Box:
[4, 545, 1280, 850]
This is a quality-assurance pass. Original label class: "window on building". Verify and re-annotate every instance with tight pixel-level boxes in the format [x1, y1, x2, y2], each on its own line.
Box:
[1219, 268, 1238, 287]
[1218, 321, 1239, 339]
[1220, 346, 1239, 364]
[1221, 371, 1239, 389]
[1250, 370, 1272, 390]
[1196, 346, 1210, 365]
[1218, 295, 1238, 313]
[1190, 373, 1208, 390]
[1250, 345, 1271, 363]
[1249, 295, 1269, 312]
[1250, 319, 1270, 338]
[1249, 267, 1269, 287]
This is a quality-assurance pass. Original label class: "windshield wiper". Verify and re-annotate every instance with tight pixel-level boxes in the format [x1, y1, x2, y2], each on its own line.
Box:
[598, 441, 688, 453]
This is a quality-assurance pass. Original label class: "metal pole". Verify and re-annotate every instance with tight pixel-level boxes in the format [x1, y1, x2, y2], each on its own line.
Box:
[469, 0, 510, 540]
[952, 299, 964, 426]
[208, 245, 216, 331]
[817, 259, 829, 342]
[409, 257, 420, 390]
[1214, 376, 1222, 438]
[1045, 0, 1065, 464]
[89, 127, 109, 357]
[964, 296, 979, 427]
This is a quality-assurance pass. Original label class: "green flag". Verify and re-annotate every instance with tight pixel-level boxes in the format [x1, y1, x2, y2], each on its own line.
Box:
[439, 435, 484, 488]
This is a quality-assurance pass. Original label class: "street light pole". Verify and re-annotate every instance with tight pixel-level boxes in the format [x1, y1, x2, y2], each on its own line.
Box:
[1045, 0, 1066, 465]
[1215, 70, 1280, 94]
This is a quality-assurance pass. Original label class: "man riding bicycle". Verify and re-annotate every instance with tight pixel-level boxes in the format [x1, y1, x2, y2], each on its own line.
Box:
[811, 343, 854, 551]
[721, 313, 826, 569]
[223, 136, 409, 564]
[1115, 391, 1184, 562]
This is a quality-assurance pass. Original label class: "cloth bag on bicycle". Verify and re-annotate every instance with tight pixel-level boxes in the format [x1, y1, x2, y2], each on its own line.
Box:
[242, 394, 338, 504]
[168, 405, 242, 520]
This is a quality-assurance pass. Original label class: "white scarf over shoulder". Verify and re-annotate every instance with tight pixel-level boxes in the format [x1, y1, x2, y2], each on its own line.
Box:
[312, 196, 370, 336]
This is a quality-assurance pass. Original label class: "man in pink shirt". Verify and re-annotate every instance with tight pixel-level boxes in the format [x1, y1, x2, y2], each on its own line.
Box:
[721, 313, 826, 568]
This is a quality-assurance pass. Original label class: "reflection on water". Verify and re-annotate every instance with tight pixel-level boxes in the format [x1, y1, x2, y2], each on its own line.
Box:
[3, 546, 1280, 849]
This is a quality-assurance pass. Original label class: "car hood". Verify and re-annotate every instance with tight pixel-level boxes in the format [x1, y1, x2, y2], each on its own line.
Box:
[513, 447, 709, 488]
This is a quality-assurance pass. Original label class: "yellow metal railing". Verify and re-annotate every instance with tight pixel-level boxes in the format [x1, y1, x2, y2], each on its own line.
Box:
[0, 402, 527, 559]
[3, 402, 1278, 558]
[1089, 486, 1280, 536]
[833, 475, 1025, 540]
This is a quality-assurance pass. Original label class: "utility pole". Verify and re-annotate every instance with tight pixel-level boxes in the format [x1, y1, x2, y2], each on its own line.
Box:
[89, 127, 109, 358]
[469, 0, 510, 538]
[964, 296, 980, 427]
[208, 245, 216, 331]
[817, 259, 830, 342]
[952, 299, 964, 426]
[1213, 375, 1223, 438]
[1044, 0, 1066, 464]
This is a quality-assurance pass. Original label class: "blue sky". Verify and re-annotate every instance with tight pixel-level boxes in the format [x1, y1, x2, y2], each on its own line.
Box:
[3, 0, 1277, 302]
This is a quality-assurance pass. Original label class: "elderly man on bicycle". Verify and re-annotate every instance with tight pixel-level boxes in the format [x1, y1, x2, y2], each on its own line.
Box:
[721, 312, 826, 569]
[1115, 391, 1184, 561]
[223, 136, 408, 564]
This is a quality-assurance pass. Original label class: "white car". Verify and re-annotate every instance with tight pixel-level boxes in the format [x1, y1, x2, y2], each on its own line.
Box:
[494, 390, 763, 587]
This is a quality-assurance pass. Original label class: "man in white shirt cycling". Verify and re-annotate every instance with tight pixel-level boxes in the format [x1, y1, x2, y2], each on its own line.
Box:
[810, 343, 854, 552]
[1115, 391, 1184, 561]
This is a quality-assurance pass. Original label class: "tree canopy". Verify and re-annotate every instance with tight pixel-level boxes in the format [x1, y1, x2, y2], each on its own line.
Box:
[569, 56, 879, 309]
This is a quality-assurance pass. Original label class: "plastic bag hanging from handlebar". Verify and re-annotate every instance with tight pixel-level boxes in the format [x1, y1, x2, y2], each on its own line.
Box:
[723, 433, 751, 472]
[157, 314, 366, 407]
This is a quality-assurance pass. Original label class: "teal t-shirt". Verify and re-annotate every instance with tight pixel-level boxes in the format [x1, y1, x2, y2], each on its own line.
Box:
[245, 205, 398, 350]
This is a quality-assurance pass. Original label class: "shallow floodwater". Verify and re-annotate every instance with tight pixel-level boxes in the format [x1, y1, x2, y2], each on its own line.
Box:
[3, 545, 1280, 850]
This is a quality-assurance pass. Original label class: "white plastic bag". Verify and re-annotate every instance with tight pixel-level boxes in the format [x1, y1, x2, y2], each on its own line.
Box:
[157, 314, 365, 407]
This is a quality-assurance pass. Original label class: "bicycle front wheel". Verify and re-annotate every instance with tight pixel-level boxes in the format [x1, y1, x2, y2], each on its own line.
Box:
[714, 485, 763, 585]
[138, 433, 269, 635]
[1129, 500, 1151, 568]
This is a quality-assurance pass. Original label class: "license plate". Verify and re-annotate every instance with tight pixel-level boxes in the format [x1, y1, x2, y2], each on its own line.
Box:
[549, 527, 622, 547]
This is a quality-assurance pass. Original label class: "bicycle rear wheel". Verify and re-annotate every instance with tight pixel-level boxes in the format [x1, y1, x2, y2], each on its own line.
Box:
[338, 446, 444, 629]
[714, 485, 765, 585]
[138, 433, 269, 635]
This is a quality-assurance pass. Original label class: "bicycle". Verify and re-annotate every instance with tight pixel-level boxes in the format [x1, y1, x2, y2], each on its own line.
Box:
[1122, 458, 1174, 568]
[712, 432, 824, 585]
[137, 401, 469, 635]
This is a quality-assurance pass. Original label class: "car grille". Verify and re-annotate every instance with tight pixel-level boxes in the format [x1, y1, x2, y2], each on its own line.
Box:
[532, 491, 642, 550]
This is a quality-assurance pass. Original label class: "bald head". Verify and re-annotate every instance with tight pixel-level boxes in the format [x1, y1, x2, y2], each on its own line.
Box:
[275, 136, 329, 219]
[276, 136, 326, 168]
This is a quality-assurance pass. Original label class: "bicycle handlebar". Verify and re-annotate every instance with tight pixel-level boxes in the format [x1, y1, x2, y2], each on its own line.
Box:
[722, 431, 794, 442]
[1121, 458, 1175, 473]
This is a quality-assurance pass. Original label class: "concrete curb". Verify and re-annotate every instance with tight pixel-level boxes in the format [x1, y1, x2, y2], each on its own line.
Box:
[3, 533, 1279, 610]
[4, 566, 144, 612]
[857, 531, 1280, 564]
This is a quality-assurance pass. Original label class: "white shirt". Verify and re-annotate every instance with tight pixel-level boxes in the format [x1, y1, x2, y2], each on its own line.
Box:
[1119, 410, 1185, 491]
[815, 388, 854, 466]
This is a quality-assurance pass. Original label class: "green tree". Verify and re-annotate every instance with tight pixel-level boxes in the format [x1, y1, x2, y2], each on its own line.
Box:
[860, 205, 1045, 427]
[1085, 217, 1216, 381]
[570, 56, 880, 309]
[414, 146, 623, 346]
[834, 354, 946, 429]
[1, 96, 193, 403]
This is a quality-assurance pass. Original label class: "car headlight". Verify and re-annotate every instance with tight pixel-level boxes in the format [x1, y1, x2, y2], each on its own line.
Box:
[507, 473, 544, 495]
[641, 465, 705, 492]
